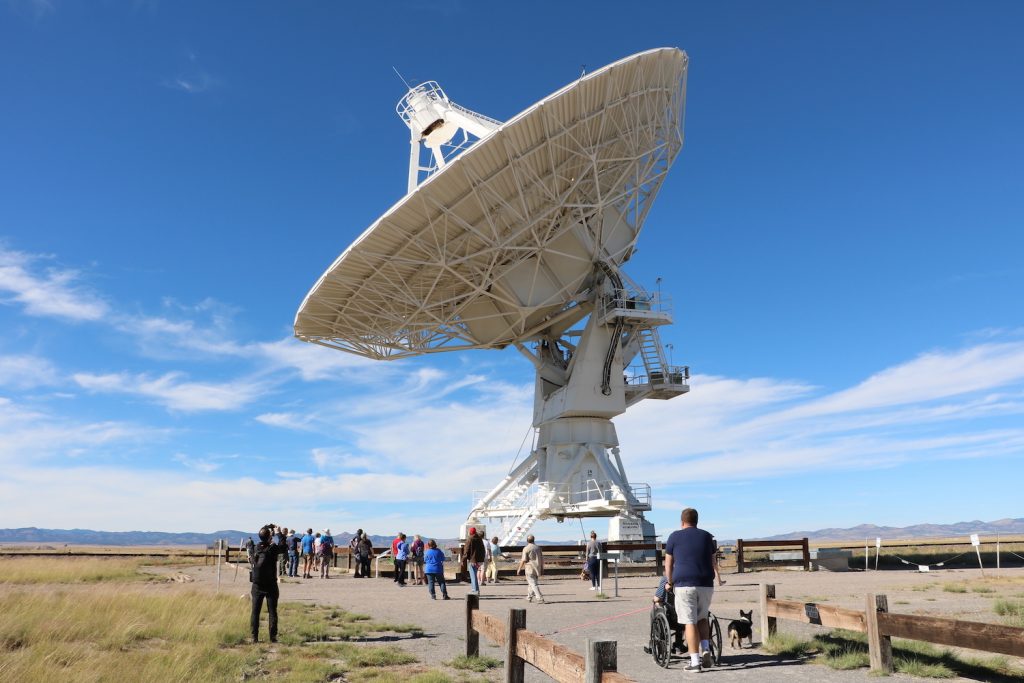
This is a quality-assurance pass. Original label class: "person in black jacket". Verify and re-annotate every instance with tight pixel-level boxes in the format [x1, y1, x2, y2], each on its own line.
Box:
[249, 523, 287, 643]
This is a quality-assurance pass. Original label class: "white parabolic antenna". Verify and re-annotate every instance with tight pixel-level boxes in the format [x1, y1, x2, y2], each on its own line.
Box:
[296, 48, 691, 545]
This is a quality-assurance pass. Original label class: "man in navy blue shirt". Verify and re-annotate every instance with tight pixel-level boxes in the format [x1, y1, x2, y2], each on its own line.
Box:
[664, 508, 723, 672]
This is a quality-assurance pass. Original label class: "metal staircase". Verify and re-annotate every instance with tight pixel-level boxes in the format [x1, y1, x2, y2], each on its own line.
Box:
[637, 326, 669, 379]
[502, 508, 539, 546]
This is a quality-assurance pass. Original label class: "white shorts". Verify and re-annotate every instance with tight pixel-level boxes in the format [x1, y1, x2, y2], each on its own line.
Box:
[674, 586, 714, 624]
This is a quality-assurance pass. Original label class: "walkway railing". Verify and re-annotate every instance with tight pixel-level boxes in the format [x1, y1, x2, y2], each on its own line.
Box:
[464, 593, 632, 683]
[760, 583, 1024, 673]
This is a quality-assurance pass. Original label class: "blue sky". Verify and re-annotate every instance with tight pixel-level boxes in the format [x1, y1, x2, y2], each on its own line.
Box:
[1, 1, 1022, 541]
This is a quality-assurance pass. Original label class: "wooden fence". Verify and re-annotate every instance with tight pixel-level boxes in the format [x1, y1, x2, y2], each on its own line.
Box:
[736, 538, 810, 573]
[464, 594, 633, 683]
[759, 583, 1024, 673]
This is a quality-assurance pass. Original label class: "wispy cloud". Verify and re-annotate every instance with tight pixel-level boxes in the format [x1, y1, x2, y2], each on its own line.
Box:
[310, 447, 377, 472]
[771, 342, 1024, 421]
[616, 339, 1024, 486]
[72, 371, 267, 412]
[0, 247, 109, 321]
[0, 396, 161, 461]
[173, 452, 222, 473]
[6, 0, 55, 20]
[0, 353, 59, 388]
[255, 338, 374, 380]
[162, 50, 220, 94]
[256, 412, 314, 431]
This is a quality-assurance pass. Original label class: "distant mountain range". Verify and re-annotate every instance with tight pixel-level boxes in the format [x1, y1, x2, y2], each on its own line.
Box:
[759, 518, 1024, 542]
[0, 527, 437, 548]
[4, 518, 1021, 547]
[0, 527, 254, 546]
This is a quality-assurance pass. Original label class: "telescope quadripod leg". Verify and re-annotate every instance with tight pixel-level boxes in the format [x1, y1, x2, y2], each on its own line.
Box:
[467, 290, 677, 546]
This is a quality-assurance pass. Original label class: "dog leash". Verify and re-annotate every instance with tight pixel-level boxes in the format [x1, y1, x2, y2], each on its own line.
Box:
[544, 606, 650, 636]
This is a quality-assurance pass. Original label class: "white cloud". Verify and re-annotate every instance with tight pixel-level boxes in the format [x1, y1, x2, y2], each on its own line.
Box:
[8, 0, 55, 20]
[0, 396, 162, 461]
[255, 338, 374, 380]
[256, 412, 313, 430]
[73, 371, 267, 412]
[161, 52, 220, 95]
[0, 354, 59, 388]
[776, 342, 1024, 420]
[615, 340, 1024, 486]
[310, 447, 377, 471]
[0, 247, 108, 321]
[173, 452, 222, 473]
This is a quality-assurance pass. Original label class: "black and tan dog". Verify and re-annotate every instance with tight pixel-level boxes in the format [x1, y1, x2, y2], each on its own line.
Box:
[727, 610, 754, 648]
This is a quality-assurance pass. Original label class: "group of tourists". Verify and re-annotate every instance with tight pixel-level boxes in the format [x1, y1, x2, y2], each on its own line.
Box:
[388, 532, 453, 599]
[248, 508, 720, 654]
[457, 527, 507, 594]
[263, 526, 338, 580]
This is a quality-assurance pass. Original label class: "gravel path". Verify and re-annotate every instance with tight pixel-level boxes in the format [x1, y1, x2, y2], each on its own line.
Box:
[176, 563, 1024, 682]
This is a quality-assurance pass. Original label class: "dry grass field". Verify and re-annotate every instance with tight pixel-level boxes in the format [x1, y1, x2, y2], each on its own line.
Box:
[0, 556, 492, 683]
[3, 549, 1024, 682]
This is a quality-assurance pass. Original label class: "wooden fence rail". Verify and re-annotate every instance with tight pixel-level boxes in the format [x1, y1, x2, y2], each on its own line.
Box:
[737, 538, 810, 573]
[464, 594, 633, 683]
[760, 583, 1024, 673]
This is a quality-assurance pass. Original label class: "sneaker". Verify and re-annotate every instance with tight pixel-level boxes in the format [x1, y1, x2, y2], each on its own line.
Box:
[442, 595, 451, 600]
[537, 599, 546, 604]
[683, 662, 702, 673]
[701, 651, 712, 668]
[588, 586, 596, 590]
[527, 596, 533, 602]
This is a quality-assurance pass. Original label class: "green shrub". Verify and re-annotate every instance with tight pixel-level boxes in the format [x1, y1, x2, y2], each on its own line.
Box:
[447, 654, 502, 672]
[763, 632, 815, 657]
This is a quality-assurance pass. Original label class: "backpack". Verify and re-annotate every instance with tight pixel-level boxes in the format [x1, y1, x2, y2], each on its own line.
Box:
[321, 536, 334, 555]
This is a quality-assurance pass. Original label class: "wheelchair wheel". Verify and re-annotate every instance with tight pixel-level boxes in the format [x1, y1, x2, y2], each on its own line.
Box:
[707, 612, 723, 665]
[649, 609, 672, 668]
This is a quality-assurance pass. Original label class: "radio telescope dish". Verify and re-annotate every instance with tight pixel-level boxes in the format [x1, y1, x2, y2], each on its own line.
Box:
[296, 48, 691, 545]
[295, 48, 687, 360]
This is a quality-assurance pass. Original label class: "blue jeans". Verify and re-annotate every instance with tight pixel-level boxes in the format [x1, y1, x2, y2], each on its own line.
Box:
[587, 556, 600, 587]
[426, 572, 448, 598]
[469, 562, 480, 592]
[288, 552, 299, 577]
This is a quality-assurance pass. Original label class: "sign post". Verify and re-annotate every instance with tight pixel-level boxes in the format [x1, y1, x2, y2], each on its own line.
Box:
[216, 539, 222, 592]
[597, 552, 620, 597]
[865, 540, 869, 571]
[971, 534, 984, 577]
[874, 537, 881, 571]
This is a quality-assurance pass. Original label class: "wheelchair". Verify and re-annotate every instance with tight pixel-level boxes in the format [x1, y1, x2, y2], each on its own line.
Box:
[648, 599, 722, 668]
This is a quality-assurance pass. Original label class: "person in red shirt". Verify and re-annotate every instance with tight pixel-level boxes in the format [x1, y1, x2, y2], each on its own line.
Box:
[391, 532, 403, 583]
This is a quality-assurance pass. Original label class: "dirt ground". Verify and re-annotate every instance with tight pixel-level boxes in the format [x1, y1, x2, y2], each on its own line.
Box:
[173, 562, 1024, 682]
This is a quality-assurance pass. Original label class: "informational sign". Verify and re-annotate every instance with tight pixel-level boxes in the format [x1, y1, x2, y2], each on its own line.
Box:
[918, 565, 930, 572]
[804, 603, 822, 625]
[875, 537, 882, 549]
[971, 534, 985, 576]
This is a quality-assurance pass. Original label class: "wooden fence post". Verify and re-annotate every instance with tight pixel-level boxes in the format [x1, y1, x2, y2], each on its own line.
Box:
[866, 594, 893, 673]
[760, 583, 776, 640]
[585, 640, 617, 683]
[802, 538, 810, 571]
[465, 593, 479, 657]
[505, 608, 526, 683]
[737, 539, 745, 573]
[655, 544, 663, 576]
